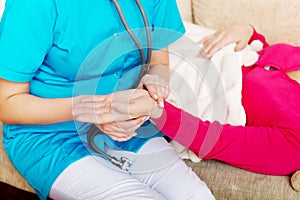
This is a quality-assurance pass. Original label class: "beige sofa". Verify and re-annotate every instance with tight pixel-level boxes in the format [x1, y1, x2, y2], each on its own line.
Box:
[177, 0, 300, 45]
[175, 0, 300, 199]
[0, 0, 300, 199]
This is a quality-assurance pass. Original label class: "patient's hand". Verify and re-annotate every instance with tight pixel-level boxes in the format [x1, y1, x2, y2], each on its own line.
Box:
[199, 24, 254, 58]
[138, 73, 169, 108]
[111, 89, 163, 119]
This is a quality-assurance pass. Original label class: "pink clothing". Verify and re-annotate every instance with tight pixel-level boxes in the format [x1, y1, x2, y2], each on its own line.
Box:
[152, 29, 300, 175]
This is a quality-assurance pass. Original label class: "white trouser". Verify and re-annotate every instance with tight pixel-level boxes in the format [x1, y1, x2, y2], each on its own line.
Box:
[49, 137, 215, 200]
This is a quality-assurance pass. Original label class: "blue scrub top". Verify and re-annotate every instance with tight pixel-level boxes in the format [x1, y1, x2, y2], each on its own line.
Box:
[0, 0, 185, 199]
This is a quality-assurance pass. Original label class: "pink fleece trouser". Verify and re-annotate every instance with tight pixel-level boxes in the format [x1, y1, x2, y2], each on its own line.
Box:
[49, 137, 215, 200]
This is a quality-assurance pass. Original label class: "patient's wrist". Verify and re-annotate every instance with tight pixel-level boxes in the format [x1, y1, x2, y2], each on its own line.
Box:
[150, 104, 163, 118]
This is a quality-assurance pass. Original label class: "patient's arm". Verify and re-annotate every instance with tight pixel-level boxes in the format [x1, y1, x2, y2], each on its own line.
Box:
[151, 101, 299, 176]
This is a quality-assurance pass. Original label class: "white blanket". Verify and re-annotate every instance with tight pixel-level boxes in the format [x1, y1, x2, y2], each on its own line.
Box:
[167, 22, 259, 162]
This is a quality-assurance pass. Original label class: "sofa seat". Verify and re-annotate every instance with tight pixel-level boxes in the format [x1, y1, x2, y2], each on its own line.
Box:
[187, 160, 300, 200]
[0, 123, 35, 193]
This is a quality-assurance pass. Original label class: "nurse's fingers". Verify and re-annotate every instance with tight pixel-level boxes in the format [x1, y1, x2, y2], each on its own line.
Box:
[109, 134, 135, 142]
[73, 89, 148, 114]
[73, 90, 153, 123]
[72, 96, 112, 116]
[116, 116, 149, 131]
[74, 112, 116, 124]
[98, 117, 148, 142]
[100, 128, 136, 142]
[75, 89, 149, 105]
[99, 117, 148, 134]
[74, 111, 142, 124]
[72, 102, 111, 113]
[72, 103, 113, 122]
[77, 94, 110, 103]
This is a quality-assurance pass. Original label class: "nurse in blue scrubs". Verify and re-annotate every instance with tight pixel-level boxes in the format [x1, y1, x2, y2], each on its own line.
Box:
[0, 0, 214, 199]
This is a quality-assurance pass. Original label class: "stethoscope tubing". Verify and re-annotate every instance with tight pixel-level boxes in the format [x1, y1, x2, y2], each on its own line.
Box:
[111, 0, 152, 69]
[87, 0, 153, 171]
[135, 0, 152, 66]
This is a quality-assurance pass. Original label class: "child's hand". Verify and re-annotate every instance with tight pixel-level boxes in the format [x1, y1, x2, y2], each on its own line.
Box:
[138, 74, 169, 108]
[199, 24, 254, 58]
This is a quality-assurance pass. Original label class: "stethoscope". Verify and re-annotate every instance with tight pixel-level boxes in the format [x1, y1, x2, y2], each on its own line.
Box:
[87, 0, 152, 171]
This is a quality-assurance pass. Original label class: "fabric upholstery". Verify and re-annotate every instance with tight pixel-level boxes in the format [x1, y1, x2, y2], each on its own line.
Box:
[0, 123, 35, 193]
[175, 1, 300, 199]
[192, 0, 300, 45]
[187, 160, 300, 200]
[176, 0, 193, 22]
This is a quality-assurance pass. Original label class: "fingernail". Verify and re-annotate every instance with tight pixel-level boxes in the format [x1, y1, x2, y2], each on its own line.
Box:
[154, 94, 158, 99]
[159, 101, 164, 108]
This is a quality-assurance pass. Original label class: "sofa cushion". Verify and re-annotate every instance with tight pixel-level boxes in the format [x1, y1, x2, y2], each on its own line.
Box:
[176, 0, 193, 22]
[192, 0, 300, 45]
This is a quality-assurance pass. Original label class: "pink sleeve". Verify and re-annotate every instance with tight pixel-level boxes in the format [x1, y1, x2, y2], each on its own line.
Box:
[152, 101, 300, 176]
[249, 26, 269, 48]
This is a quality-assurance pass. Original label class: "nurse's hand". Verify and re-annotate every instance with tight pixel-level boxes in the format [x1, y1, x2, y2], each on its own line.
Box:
[95, 116, 148, 142]
[72, 94, 114, 123]
[72, 89, 162, 142]
[199, 24, 254, 58]
[72, 89, 162, 124]
[96, 92, 163, 141]
[138, 74, 169, 108]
